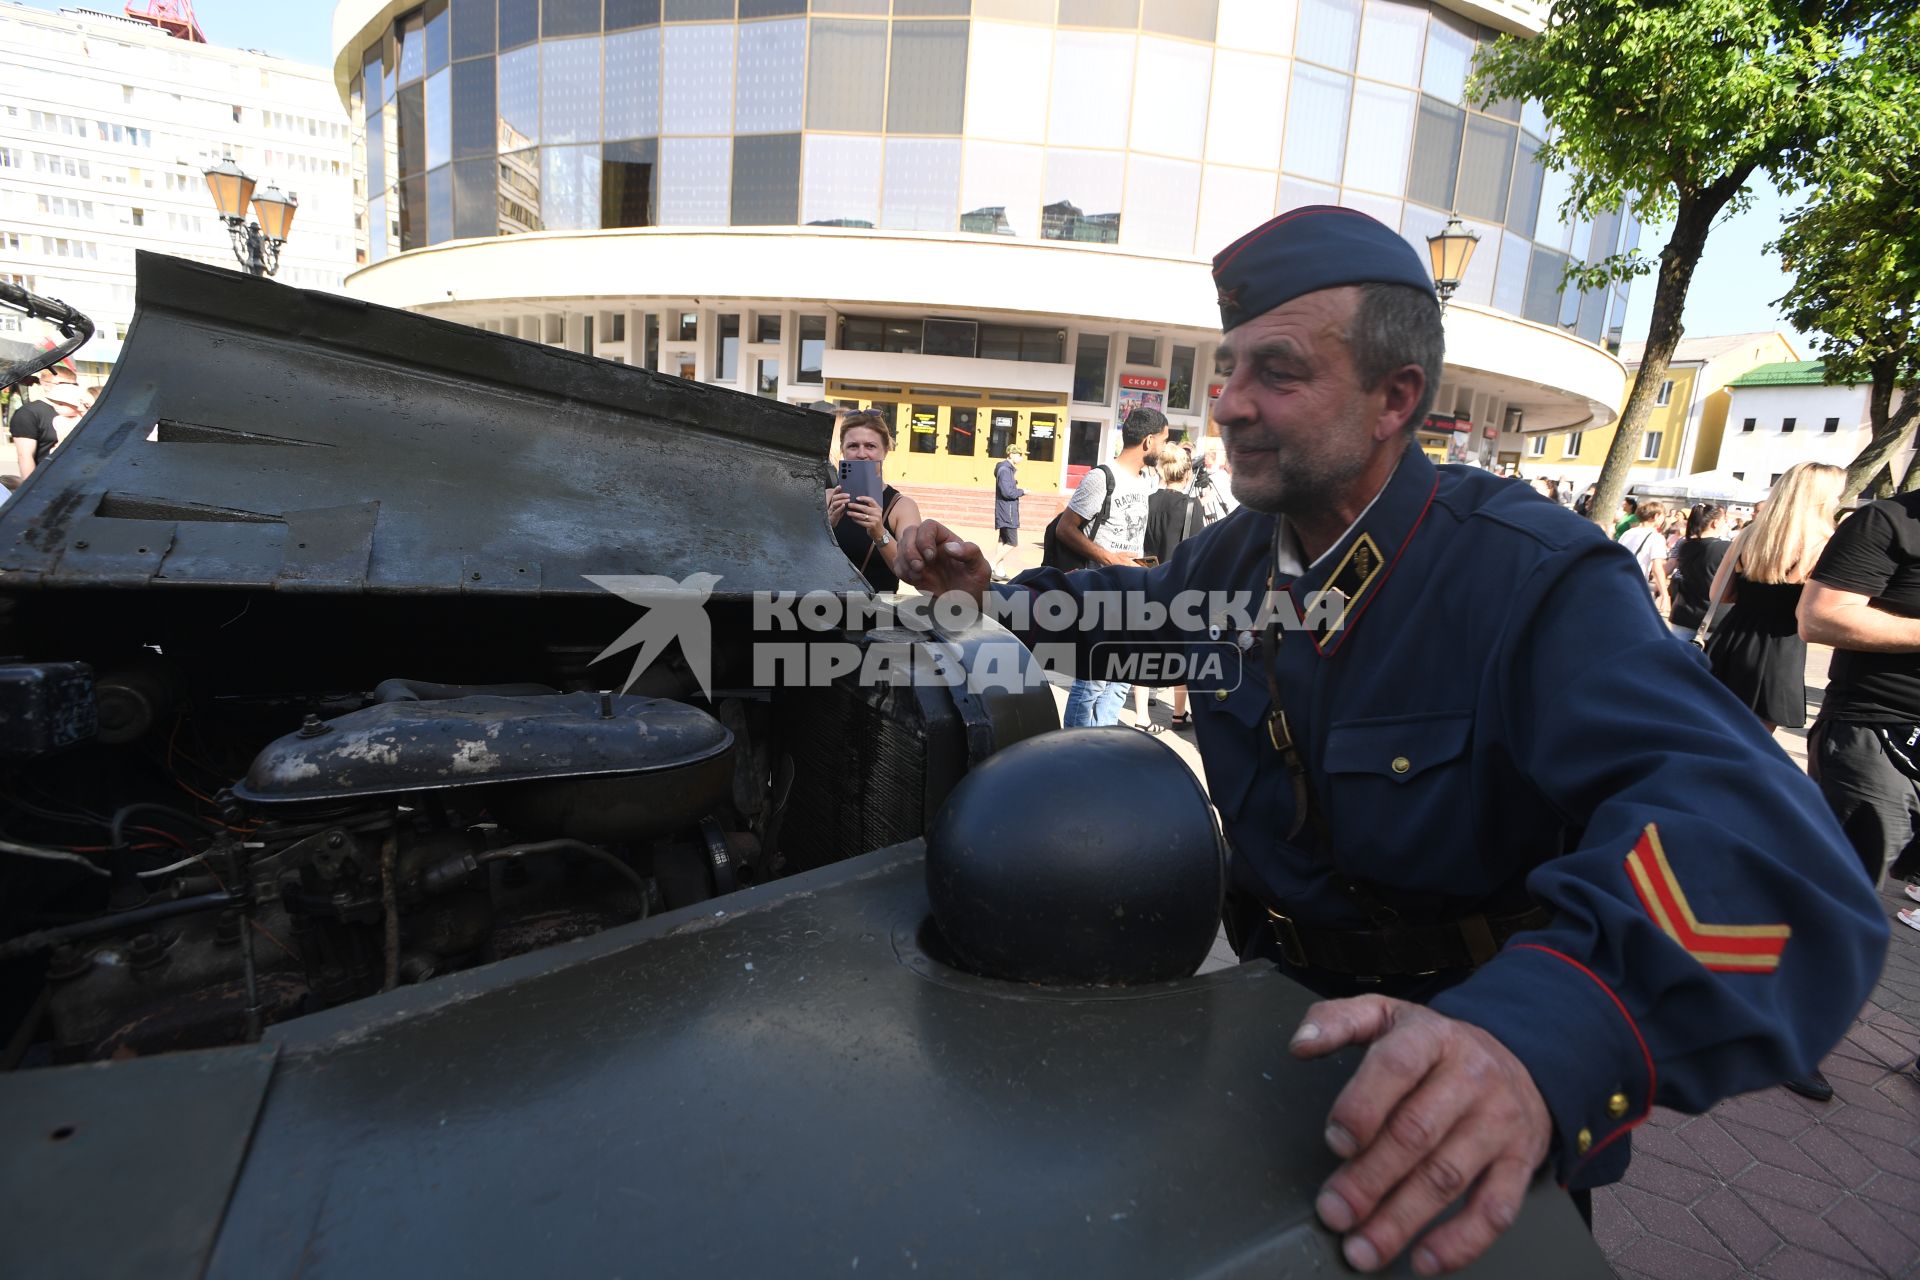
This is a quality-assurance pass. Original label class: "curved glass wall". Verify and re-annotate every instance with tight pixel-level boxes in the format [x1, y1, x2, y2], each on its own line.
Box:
[346, 0, 1630, 340]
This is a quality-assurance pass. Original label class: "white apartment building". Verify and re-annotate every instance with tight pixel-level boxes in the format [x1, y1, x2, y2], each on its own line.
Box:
[1722, 360, 1914, 492]
[0, 3, 358, 378]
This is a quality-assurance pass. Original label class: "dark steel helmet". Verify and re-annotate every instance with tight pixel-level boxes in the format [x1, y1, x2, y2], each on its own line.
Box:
[925, 727, 1225, 986]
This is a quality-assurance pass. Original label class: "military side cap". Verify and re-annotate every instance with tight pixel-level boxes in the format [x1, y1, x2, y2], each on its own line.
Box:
[1211, 205, 1436, 332]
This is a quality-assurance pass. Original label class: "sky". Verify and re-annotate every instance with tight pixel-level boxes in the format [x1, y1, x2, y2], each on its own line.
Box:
[31, 0, 1813, 355]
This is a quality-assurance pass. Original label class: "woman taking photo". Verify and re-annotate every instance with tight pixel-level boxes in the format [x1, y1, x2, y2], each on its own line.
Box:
[1703, 462, 1845, 733]
[826, 409, 922, 592]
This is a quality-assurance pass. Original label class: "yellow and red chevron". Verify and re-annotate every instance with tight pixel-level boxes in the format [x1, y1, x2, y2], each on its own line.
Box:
[1623, 825, 1790, 973]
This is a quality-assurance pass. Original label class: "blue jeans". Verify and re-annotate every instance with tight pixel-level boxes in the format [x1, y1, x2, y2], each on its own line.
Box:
[1064, 679, 1132, 727]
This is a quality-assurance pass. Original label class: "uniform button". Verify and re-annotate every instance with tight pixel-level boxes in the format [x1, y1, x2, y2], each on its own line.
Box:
[1607, 1092, 1630, 1120]
[1215, 688, 1229, 702]
[1208, 624, 1222, 641]
[1576, 1128, 1593, 1156]
[1390, 756, 1411, 774]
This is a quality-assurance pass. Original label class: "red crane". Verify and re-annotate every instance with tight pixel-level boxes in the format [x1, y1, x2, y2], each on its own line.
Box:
[122, 0, 207, 43]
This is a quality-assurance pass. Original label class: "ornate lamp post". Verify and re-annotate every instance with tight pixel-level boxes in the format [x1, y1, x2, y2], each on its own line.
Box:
[203, 156, 298, 278]
[1425, 214, 1480, 312]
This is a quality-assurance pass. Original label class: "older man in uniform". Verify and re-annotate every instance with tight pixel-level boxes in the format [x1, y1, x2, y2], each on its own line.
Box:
[895, 207, 1886, 1275]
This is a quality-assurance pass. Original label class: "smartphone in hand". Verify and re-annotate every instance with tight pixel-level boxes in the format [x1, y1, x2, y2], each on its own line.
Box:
[838, 458, 884, 506]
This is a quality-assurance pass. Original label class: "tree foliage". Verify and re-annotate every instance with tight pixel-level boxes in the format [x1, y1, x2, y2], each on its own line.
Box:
[1472, 0, 1914, 529]
[1771, 38, 1920, 502]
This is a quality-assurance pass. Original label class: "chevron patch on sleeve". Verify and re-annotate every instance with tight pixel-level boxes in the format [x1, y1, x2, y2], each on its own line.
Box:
[1623, 825, 1791, 973]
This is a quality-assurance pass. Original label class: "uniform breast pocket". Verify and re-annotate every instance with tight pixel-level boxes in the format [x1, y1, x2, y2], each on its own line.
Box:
[1322, 711, 1475, 886]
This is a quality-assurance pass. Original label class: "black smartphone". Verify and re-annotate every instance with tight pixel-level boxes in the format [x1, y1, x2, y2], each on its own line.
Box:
[838, 458, 883, 506]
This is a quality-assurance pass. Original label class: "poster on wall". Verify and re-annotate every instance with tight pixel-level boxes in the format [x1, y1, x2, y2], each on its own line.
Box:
[1446, 430, 1471, 465]
[1116, 386, 1166, 431]
[910, 406, 939, 454]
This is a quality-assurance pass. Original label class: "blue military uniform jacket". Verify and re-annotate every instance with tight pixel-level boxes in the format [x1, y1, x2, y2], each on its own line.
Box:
[999, 445, 1887, 1188]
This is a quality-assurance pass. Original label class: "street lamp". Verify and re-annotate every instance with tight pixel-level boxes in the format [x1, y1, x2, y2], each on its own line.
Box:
[1426, 214, 1480, 312]
[203, 155, 298, 278]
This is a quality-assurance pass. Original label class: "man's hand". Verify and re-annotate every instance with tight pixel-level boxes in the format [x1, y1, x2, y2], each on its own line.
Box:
[1290, 996, 1551, 1275]
[895, 518, 989, 602]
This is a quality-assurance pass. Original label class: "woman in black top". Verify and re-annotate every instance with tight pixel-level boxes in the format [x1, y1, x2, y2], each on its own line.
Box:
[1667, 503, 1732, 641]
[826, 410, 922, 592]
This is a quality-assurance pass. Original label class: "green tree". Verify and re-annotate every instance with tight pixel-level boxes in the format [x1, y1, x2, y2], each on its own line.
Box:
[1772, 91, 1920, 501]
[1472, 0, 1913, 530]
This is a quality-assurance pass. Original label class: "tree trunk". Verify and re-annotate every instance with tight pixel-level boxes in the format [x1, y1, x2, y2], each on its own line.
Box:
[1587, 193, 1723, 532]
[1842, 358, 1914, 500]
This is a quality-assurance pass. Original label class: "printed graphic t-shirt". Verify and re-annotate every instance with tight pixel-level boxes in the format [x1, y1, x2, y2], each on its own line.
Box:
[1067, 463, 1154, 558]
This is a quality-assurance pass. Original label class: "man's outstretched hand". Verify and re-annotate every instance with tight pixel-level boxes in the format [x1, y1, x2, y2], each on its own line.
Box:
[1290, 996, 1552, 1275]
[894, 519, 990, 602]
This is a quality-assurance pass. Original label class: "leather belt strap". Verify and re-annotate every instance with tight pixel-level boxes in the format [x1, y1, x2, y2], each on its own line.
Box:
[1258, 522, 1326, 847]
[1263, 903, 1552, 977]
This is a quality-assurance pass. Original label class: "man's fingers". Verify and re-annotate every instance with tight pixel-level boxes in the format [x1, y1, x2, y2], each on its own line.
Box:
[1290, 994, 1405, 1060]
[1334, 1118, 1505, 1273]
[1406, 1154, 1532, 1276]
[1317, 1044, 1473, 1233]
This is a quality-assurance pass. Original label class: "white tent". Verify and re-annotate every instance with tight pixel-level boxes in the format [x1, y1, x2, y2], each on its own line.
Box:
[1630, 468, 1769, 505]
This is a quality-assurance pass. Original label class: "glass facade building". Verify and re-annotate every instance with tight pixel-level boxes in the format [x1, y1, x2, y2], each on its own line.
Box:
[345, 0, 1634, 346]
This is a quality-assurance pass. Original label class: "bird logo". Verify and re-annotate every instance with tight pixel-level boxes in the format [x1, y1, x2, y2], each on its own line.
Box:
[584, 573, 722, 700]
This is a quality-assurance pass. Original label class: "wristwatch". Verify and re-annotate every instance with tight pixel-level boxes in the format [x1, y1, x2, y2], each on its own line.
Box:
[877, 528, 894, 547]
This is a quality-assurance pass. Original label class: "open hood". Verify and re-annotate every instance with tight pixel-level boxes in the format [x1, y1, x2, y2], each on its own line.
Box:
[0, 253, 863, 599]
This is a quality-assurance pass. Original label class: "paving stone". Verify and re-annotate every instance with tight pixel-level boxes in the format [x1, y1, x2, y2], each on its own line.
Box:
[1609, 1184, 1734, 1259]
[1717, 1119, 1846, 1187]
[1820, 1051, 1899, 1086]
[1861, 1169, 1920, 1218]
[1734, 1189, 1881, 1273]
[1680, 1115, 1762, 1180]
[1829, 1124, 1920, 1183]
[1732, 1165, 1847, 1215]
[1844, 1021, 1920, 1068]
[1826, 1095, 1920, 1146]
[1754, 1243, 1883, 1279]
[1627, 1122, 1717, 1178]
[1852, 1188, 1920, 1251]
[1791, 1123, 1881, 1190]
[1591, 1185, 1639, 1254]
[1824, 1194, 1920, 1275]
[1619, 1152, 1722, 1206]
[1691, 1187, 1784, 1269]
[1714, 1093, 1818, 1139]
[1613, 1233, 1743, 1280]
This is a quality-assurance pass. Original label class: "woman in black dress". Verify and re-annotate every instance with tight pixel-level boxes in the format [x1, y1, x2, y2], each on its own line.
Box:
[826, 410, 922, 591]
[1704, 463, 1845, 732]
[1667, 503, 1733, 642]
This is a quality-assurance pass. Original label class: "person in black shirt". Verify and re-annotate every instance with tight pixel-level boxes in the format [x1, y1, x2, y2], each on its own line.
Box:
[1667, 503, 1733, 641]
[7, 395, 58, 479]
[1800, 492, 1920, 908]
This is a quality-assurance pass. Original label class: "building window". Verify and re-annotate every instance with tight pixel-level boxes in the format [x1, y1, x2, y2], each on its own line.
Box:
[946, 407, 977, 456]
[1824, 416, 1840, 433]
[1655, 378, 1673, 406]
[1027, 412, 1058, 463]
[1781, 417, 1796, 433]
[1528, 433, 1548, 457]
[1562, 431, 1583, 457]
[1640, 430, 1663, 461]
[643, 314, 660, 370]
[909, 405, 939, 454]
[1168, 345, 1195, 411]
[715, 314, 740, 381]
[755, 314, 781, 343]
[794, 315, 825, 384]
[609, 313, 626, 343]
[1771, 472, 1783, 488]
[1125, 335, 1157, 366]
[130, 207, 144, 227]
[1067, 418, 1103, 466]
[676, 312, 697, 341]
[1731, 471, 1745, 481]
[756, 358, 779, 397]
[1073, 333, 1110, 404]
[1741, 417, 1756, 432]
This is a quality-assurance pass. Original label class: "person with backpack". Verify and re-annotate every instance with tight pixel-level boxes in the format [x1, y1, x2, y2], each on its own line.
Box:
[1615, 498, 1671, 615]
[1049, 406, 1167, 727]
[1141, 445, 1206, 732]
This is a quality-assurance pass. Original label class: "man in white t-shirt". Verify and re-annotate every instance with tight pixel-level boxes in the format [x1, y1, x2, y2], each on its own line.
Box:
[1056, 406, 1167, 727]
[1616, 498, 1671, 615]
